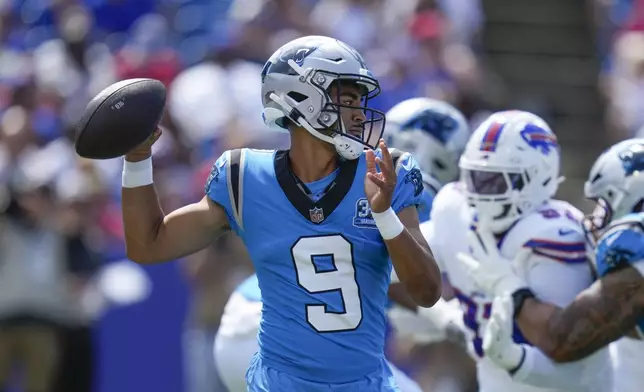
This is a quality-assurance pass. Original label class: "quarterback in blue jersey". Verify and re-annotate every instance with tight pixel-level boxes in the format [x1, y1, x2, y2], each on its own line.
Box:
[454, 138, 644, 388]
[214, 97, 470, 392]
[120, 35, 441, 392]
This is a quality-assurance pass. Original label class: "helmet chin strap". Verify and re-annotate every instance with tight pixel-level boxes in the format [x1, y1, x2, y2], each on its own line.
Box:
[268, 92, 363, 160]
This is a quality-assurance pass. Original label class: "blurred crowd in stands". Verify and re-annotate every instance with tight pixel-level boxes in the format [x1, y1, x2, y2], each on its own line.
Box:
[594, 0, 644, 137]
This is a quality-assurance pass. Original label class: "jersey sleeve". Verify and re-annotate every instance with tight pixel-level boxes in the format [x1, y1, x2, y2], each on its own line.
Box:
[522, 226, 588, 265]
[391, 152, 424, 213]
[204, 150, 239, 234]
[523, 253, 594, 307]
[595, 220, 644, 278]
[519, 224, 595, 307]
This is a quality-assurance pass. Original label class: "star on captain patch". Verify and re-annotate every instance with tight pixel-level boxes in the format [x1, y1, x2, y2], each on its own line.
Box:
[309, 207, 325, 224]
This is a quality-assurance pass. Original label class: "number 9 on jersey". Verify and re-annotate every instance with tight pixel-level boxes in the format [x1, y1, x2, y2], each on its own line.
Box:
[291, 234, 363, 333]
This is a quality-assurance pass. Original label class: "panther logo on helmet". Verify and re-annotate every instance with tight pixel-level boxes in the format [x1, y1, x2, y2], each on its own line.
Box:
[619, 143, 644, 176]
[260, 36, 385, 161]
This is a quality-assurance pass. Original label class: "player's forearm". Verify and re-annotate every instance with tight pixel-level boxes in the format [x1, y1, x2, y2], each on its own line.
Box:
[517, 267, 644, 362]
[518, 300, 631, 363]
[514, 298, 563, 358]
[122, 184, 166, 263]
[387, 283, 418, 312]
[387, 231, 441, 307]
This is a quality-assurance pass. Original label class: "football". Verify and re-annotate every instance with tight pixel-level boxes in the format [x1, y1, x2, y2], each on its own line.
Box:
[75, 78, 166, 159]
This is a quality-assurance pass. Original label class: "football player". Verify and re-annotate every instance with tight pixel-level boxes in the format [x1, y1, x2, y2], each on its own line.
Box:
[384, 98, 470, 343]
[120, 35, 441, 392]
[214, 97, 470, 392]
[460, 138, 644, 391]
[423, 110, 612, 391]
[384, 97, 470, 220]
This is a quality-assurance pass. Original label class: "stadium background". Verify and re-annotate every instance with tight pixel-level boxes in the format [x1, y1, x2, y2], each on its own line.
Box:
[0, 0, 641, 391]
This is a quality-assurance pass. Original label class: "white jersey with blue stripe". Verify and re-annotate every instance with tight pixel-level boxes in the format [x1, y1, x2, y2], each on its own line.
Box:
[428, 182, 610, 391]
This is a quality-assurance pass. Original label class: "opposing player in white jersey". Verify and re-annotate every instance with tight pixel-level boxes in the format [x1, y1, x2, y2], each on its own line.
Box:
[423, 110, 612, 391]
[384, 98, 470, 343]
[459, 139, 644, 392]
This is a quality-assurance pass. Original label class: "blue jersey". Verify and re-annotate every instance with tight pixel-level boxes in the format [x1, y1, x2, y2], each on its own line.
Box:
[417, 175, 439, 223]
[206, 148, 423, 383]
[595, 212, 644, 334]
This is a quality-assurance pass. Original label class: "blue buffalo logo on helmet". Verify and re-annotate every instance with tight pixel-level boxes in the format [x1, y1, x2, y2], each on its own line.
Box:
[520, 124, 559, 156]
[619, 143, 644, 176]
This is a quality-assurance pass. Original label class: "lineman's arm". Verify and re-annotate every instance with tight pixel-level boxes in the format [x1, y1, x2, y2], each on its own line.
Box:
[515, 264, 644, 362]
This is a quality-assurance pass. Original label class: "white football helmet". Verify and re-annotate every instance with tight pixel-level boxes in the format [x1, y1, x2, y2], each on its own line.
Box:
[583, 138, 644, 243]
[459, 110, 562, 233]
[385, 98, 470, 194]
[261, 35, 385, 160]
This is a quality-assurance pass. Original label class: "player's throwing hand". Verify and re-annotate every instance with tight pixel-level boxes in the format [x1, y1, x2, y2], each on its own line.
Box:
[125, 127, 162, 162]
[365, 139, 396, 213]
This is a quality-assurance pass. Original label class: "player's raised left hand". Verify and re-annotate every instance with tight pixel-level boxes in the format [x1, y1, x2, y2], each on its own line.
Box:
[365, 140, 396, 213]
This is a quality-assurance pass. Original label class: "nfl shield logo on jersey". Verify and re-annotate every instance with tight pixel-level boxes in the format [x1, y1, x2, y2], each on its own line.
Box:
[309, 207, 325, 223]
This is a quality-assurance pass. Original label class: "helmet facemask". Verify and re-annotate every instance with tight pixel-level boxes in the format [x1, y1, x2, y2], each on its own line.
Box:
[264, 57, 385, 160]
[582, 197, 613, 248]
[461, 166, 529, 233]
[313, 70, 385, 148]
[582, 180, 644, 247]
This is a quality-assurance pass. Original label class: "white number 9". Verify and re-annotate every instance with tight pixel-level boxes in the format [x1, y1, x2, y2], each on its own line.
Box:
[291, 234, 363, 333]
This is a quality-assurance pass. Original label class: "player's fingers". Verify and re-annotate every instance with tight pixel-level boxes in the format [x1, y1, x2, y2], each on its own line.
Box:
[483, 317, 499, 347]
[493, 295, 513, 325]
[477, 228, 500, 258]
[149, 127, 162, 143]
[379, 139, 395, 172]
[140, 127, 162, 147]
[365, 149, 377, 174]
[374, 157, 394, 184]
[456, 252, 480, 275]
[375, 156, 395, 186]
[367, 172, 387, 189]
[466, 230, 487, 257]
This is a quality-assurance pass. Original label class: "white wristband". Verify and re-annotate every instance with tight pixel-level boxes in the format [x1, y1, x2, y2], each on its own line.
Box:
[372, 207, 404, 240]
[122, 157, 153, 188]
